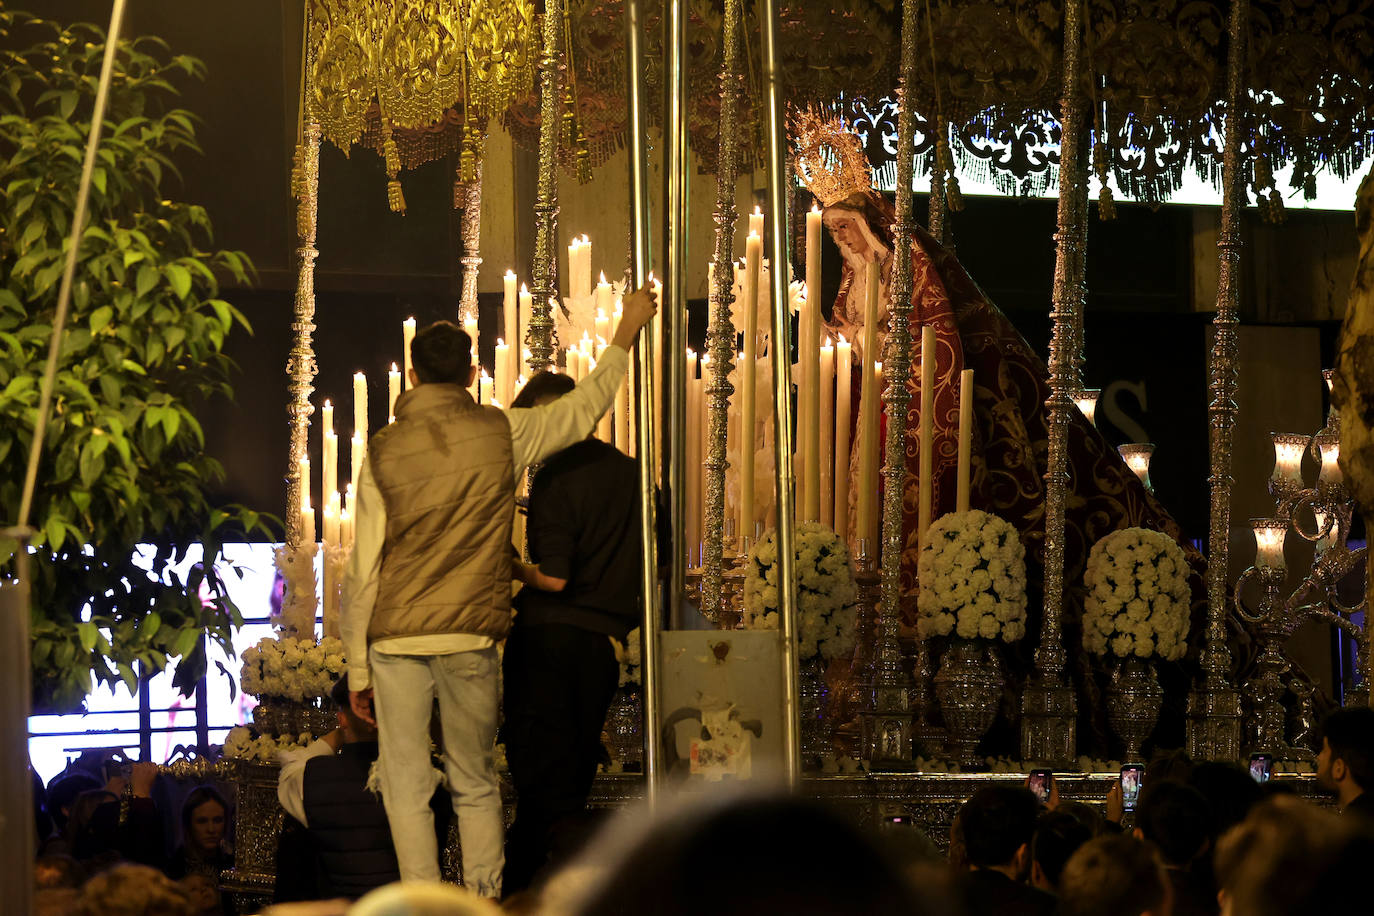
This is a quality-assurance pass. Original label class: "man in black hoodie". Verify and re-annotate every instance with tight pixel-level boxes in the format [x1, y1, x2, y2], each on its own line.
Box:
[502, 370, 642, 896]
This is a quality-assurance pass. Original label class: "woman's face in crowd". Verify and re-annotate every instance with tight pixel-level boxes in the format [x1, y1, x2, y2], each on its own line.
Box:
[189, 799, 226, 853]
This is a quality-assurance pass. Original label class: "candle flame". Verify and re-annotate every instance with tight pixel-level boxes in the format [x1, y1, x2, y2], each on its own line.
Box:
[323, 399, 332, 408]
[390, 362, 399, 372]
[354, 371, 365, 380]
[497, 338, 505, 347]
[505, 269, 516, 279]
[811, 203, 821, 213]
[599, 271, 607, 284]
[581, 234, 590, 244]
[753, 205, 762, 215]
[823, 337, 833, 348]
[520, 283, 528, 294]
[838, 333, 848, 344]
[404, 317, 415, 326]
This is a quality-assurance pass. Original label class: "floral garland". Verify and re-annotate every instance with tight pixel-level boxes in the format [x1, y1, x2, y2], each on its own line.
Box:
[916, 510, 1028, 642]
[1082, 527, 1190, 661]
[222, 725, 312, 764]
[240, 635, 347, 702]
[743, 522, 858, 660]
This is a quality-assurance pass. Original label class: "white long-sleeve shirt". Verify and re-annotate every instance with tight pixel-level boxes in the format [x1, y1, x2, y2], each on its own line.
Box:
[276, 736, 335, 826]
[341, 345, 631, 691]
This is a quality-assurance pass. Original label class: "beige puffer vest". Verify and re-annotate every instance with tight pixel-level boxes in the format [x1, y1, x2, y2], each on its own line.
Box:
[366, 384, 515, 643]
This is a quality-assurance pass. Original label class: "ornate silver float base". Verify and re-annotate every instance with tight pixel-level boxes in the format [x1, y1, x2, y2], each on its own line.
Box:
[1020, 679, 1078, 767]
[1186, 683, 1243, 763]
[605, 685, 644, 770]
[800, 657, 833, 768]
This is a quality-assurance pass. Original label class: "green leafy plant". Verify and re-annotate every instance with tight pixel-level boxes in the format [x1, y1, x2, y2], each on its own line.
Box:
[0, 9, 273, 711]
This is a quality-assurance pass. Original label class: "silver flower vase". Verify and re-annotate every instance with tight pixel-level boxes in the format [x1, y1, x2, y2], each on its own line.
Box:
[1106, 657, 1162, 759]
[605, 685, 643, 770]
[800, 656, 832, 768]
[933, 638, 1004, 767]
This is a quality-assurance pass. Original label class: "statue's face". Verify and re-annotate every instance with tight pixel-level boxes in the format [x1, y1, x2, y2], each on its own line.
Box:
[822, 206, 889, 266]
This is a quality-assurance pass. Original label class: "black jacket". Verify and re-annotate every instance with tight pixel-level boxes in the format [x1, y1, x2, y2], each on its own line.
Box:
[301, 742, 399, 899]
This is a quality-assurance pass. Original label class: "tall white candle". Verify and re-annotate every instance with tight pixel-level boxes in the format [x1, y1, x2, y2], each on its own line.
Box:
[834, 336, 852, 544]
[504, 270, 519, 385]
[495, 339, 512, 409]
[568, 237, 581, 298]
[479, 370, 493, 406]
[856, 261, 882, 552]
[686, 349, 700, 566]
[596, 339, 613, 443]
[918, 325, 936, 549]
[740, 229, 762, 541]
[518, 284, 532, 368]
[352, 372, 368, 447]
[749, 205, 764, 238]
[819, 339, 835, 528]
[596, 272, 613, 324]
[388, 363, 400, 422]
[322, 399, 337, 509]
[402, 318, 416, 390]
[301, 497, 315, 546]
[957, 368, 974, 513]
[802, 206, 823, 522]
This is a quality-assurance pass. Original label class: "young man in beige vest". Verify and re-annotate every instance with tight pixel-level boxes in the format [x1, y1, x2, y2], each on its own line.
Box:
[340, 287, 656, 896]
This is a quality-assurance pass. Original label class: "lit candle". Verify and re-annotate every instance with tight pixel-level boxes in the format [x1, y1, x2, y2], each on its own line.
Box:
[802, 205, 823, 523]
[322, 399, 337, 508]
[518, 284, 532, 368]
[301, 497, 315, 545]
[388, 363, 401, 422]
[353, 371, 368, 447]
[834, 335, 852, 544]
[1119, 443, 1156, 492]
[580, 235, 592, 298]
[686, 349, 701, 567]
[740, 229, 762, 541]
[749, 205, 764, 238]
[856, 261, 882, 550]
[402, 318, 416, 390]
[1073, 388, 1100, 427]
[917, 326, 936, 548]
[322, 494, 339, 548]
[478, 370, 493, 406]
[1317, 433, 1342, 489]
[1269, 433, 1307, 494]
[956, 368, 974, 513]
[504, 270, 519, 385]
[819, 339, 835, 529]
[596, 272, 613, 325]
[495, 339, 512, 408]
[1252, 518, 1288, 572]
[568, 237, 582, 298]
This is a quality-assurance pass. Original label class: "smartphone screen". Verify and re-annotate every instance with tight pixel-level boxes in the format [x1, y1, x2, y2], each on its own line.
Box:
[1028, 770, 1052, 804]
[1249, 754, 1273, 784]
[1120, 765, 1144, 812]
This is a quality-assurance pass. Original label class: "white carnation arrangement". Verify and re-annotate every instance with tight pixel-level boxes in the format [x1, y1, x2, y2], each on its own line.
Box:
[221, 725, 312, 764]
[916, 510, 1028, 642]
[617, 628, 642, 687]
[240, 635, 347, 702]
[743, 522, 858, 660]
[1082, 527, 1191, 661]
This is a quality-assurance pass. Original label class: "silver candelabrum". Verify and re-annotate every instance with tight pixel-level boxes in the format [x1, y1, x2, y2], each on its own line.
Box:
[1234, 370, 1368, 758]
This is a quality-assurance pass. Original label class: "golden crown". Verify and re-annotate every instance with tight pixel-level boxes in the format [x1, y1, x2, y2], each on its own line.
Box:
[791, 109, 874, 207]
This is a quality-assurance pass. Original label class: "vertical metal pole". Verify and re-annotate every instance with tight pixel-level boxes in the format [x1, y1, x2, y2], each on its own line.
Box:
[702, 0, 743, 620]
[867, 0, 920, 764]
[458, 158, 484, 324]
[1020, 0, 1084, 766]
[625, 0, 663, 805]
[1187, 0, 1247, 761]
[664, 0, 690, 627]
[6, 4, 127, 908]
[757, 0, 802, 787]
[528, 0, 565, 371]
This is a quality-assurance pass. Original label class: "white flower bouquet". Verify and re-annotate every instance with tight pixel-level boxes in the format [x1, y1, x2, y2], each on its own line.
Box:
[617, 628, 642, 687]
[221, 725, 312, 765]
[916, 510, 1028, 642]
[744, 522, 858, 660]
[240, 635, 347, 702]
[1082, 527, 1191, 661]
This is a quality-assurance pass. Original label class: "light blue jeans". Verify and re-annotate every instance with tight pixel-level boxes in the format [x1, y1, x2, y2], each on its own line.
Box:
[369, 646, 504, 897]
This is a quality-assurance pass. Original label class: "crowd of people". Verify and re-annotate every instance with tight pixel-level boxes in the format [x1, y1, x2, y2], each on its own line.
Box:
[26, 300, 1374, 914]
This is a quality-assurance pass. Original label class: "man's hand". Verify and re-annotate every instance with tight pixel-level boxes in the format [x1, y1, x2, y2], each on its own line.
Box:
[611, 284, 659, 351]
[1106, 780, 1124, 824]
[129, 761, 158, 798]
[350, 688, 376, 727]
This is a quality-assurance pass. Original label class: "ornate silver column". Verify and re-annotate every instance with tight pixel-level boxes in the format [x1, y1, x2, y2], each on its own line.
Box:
[457, 157, 483, 324]
[1186, 0, 1247, 762]
[1020, 0, 1084, 766]
[286, 119, 320, 550]
[757, 0, 802, 787]
[865, 0, 920, 765]
[527, 0, 565, 371]
[701, 0, 743, 620]
[664, 0, 690, 623]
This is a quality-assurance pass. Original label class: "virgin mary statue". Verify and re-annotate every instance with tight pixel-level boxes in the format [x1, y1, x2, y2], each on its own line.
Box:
[798, 117, 1203, 753]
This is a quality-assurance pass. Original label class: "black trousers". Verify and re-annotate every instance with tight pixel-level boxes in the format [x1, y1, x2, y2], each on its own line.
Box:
[501, 621, 620, 896]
